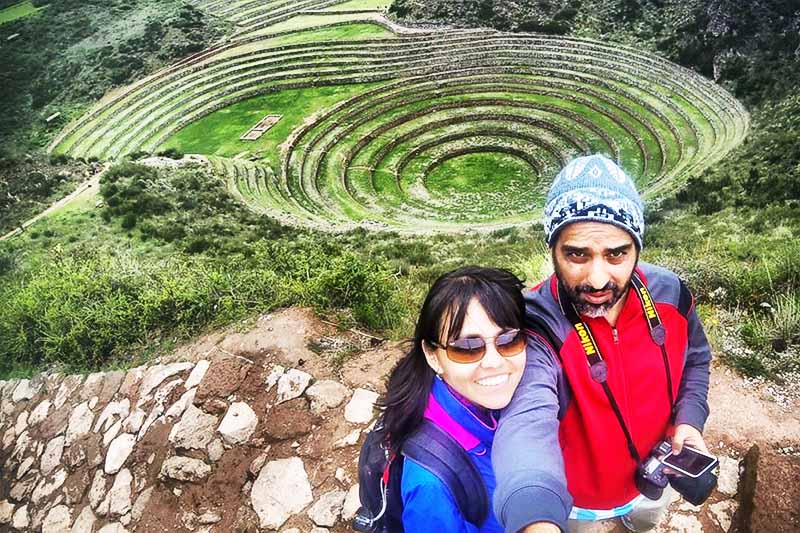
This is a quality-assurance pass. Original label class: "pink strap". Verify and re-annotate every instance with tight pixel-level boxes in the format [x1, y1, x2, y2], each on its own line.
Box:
[423, 394, 480, 451]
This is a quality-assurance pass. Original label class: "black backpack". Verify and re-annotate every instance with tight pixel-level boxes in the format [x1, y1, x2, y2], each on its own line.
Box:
[352, 417, 489, 532]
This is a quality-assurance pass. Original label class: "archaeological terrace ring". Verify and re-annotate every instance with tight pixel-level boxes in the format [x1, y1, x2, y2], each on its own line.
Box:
[51, 23, 750, 233]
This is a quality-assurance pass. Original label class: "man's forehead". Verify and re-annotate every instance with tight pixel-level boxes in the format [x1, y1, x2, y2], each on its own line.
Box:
[555, 222, 635, 250]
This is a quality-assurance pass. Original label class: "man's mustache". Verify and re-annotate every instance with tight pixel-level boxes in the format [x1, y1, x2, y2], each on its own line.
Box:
[575, 282, 619, 294]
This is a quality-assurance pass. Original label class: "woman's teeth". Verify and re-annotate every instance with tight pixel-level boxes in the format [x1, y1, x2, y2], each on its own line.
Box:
[477, 374, 509, 387]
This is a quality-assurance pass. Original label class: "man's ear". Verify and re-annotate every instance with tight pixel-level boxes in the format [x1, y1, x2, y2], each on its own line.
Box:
[422, 341, 443, 375]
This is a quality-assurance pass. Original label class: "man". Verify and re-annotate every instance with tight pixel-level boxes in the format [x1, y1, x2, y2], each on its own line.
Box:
[492, 154, 712, 533]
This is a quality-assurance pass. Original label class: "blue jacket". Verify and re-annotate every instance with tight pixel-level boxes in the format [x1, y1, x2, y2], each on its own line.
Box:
[401, 377, 504, 532]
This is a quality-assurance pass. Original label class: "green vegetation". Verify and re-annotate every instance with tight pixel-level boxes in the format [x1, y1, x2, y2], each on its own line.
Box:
[161, 83, 384, 168]
[0, 1, 42, 25]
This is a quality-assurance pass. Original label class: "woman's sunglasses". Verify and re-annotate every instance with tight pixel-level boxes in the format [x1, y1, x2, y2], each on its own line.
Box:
[429, 328, 526, 364]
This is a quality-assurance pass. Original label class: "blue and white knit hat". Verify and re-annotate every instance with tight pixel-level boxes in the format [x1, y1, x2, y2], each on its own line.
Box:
[543, 154, 644, 248]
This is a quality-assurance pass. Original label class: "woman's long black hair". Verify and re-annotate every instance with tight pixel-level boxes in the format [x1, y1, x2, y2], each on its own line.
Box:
[381, 266, 525, 452]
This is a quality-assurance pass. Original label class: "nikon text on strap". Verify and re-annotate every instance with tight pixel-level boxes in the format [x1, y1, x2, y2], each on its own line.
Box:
[557, 272, 674, 463]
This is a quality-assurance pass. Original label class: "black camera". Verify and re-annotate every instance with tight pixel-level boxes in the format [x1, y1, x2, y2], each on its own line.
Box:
[635, 439, 719, 504]
[635, 440, 673, 500]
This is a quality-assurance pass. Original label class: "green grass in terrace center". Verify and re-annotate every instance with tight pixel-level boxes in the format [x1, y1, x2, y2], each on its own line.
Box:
[0, 0, 44, 24]
[425, 152, 537, 196]
[159, 82, 386, 168]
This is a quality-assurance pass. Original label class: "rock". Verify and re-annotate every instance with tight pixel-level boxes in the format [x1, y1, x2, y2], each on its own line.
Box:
[94, 399, 131, 433]
[81, 372, 106, 400]
[29, 399, 52, 426]
[71, 506, 96, 533]
[90, 470, 108, 510]
[335, 468, 347, 483]
[15, 411, 28, 434]
[196, 357, 252, 401]
[185, 360, 210, 389]
[131, 486, 153, 522]
[54, 375, 84, 409]
[251, 457, 313, 530]
[41, 436, 66, 476]
[276, 369, 312, 404]
[264, 365, 285, 391]
[709, 499, 737, 531]
[344, 389, 379, 424]
[122, 408, 146, 434]
[2, 427, 15, 450]
[137, 363, 193, 405]
[103, 469, 133, 518]
[249, 449, 271, 477]
[717, 455, 740, 496]
[13, 379, 40, 402]
[12, 504, 29, 529]
[66, 402, 95, 446]
[97, 370, 125, 404]
[16, 456, 35, 479]
[198, 510, 222, 524]
[12, 429, 30, 461]
[137, 378, 183, 439]
[104, 419, 123, 447]
[32, 469, 67, 504]
[105, 433, 136, 474]
[310, 528, 329, 533]
[306, 380, 350, 413]
[334, 429, 361, 449]
[42, 505, 71, 533]
[39, 403, 72, 440]
[666, 513, 703, 532]
[119, 367, 144, 398]
[0, 500, 14, 524]
[307, 490, 346, 527]
[207, 439, 225, 462]
[342, 484, 361, 521]
[159, 456, 211, 482]
[169, 404, 218, 450]
[218, 402, 258, 445]
[165, 388, 196, 419]
[10, 478, 35, 501]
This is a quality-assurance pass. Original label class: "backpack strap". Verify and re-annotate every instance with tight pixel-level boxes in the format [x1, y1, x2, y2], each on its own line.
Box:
[402, 420, 490, 527]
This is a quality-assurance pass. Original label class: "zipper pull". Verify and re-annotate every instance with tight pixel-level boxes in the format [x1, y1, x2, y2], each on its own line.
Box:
[612, 328, 619, 344]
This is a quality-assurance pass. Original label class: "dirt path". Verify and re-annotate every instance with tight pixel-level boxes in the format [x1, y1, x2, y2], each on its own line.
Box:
[0, 165, 106, 242]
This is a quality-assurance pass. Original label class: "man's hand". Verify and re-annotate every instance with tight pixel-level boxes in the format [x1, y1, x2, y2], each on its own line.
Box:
[522, 523, 561, 533]
[672, 423, 708, 455]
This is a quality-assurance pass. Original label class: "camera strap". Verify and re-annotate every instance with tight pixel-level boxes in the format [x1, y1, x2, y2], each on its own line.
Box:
[557, 272, 674, 463]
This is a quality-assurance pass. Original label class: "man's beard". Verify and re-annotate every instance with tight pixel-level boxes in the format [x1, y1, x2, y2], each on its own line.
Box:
[554, 265, 631, 318]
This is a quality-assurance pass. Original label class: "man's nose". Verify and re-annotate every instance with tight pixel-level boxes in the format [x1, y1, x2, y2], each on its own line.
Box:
[587, 260, 610, 290]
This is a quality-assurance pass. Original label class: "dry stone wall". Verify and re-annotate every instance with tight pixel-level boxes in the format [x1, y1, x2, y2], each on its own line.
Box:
[0, 341, 382, 532]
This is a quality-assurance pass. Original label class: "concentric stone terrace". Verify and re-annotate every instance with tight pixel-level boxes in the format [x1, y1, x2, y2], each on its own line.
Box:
[51, 14, 749, 232]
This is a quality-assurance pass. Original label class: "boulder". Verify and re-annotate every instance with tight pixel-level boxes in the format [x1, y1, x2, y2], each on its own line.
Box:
[105, 469, 133, 518]
[159, 456, 211, 482]
[306, 380, 350, 413]
[66, 402, 95, 446]
[42, 505, 71, 533]
[307, 489, 346, 527]
[71, 506, 97, 533]
[276, 369, 312, 404]
[342, 484, 361, 521]
[105, 434, 136, 474]
[184, 360, 210, 389]
[12, 379, 40, 402]
[251, 457, 313, 530]
[41, 436, 66, 476]
[0, 500, 13, 524]
[344, 389, 379, 424]
[29, 399, 52, 426]
[169, 404, 218, 450]
[218, 402, 258, 445]
[12, 504, 28, 529]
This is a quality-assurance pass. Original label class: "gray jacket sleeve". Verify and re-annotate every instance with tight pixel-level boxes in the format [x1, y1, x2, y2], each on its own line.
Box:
[673, 305, 712, 431]
[492, 338, 572, 533]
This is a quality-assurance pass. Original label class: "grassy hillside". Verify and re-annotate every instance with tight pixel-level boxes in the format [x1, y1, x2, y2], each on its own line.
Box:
[0, 1, 797, 381]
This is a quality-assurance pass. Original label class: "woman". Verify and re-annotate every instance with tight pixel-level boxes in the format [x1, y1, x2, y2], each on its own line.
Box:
[382, 265, 528, 532]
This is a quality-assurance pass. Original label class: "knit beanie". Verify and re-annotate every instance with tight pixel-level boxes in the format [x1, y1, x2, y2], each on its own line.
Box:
[543, 154, 644, 248]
